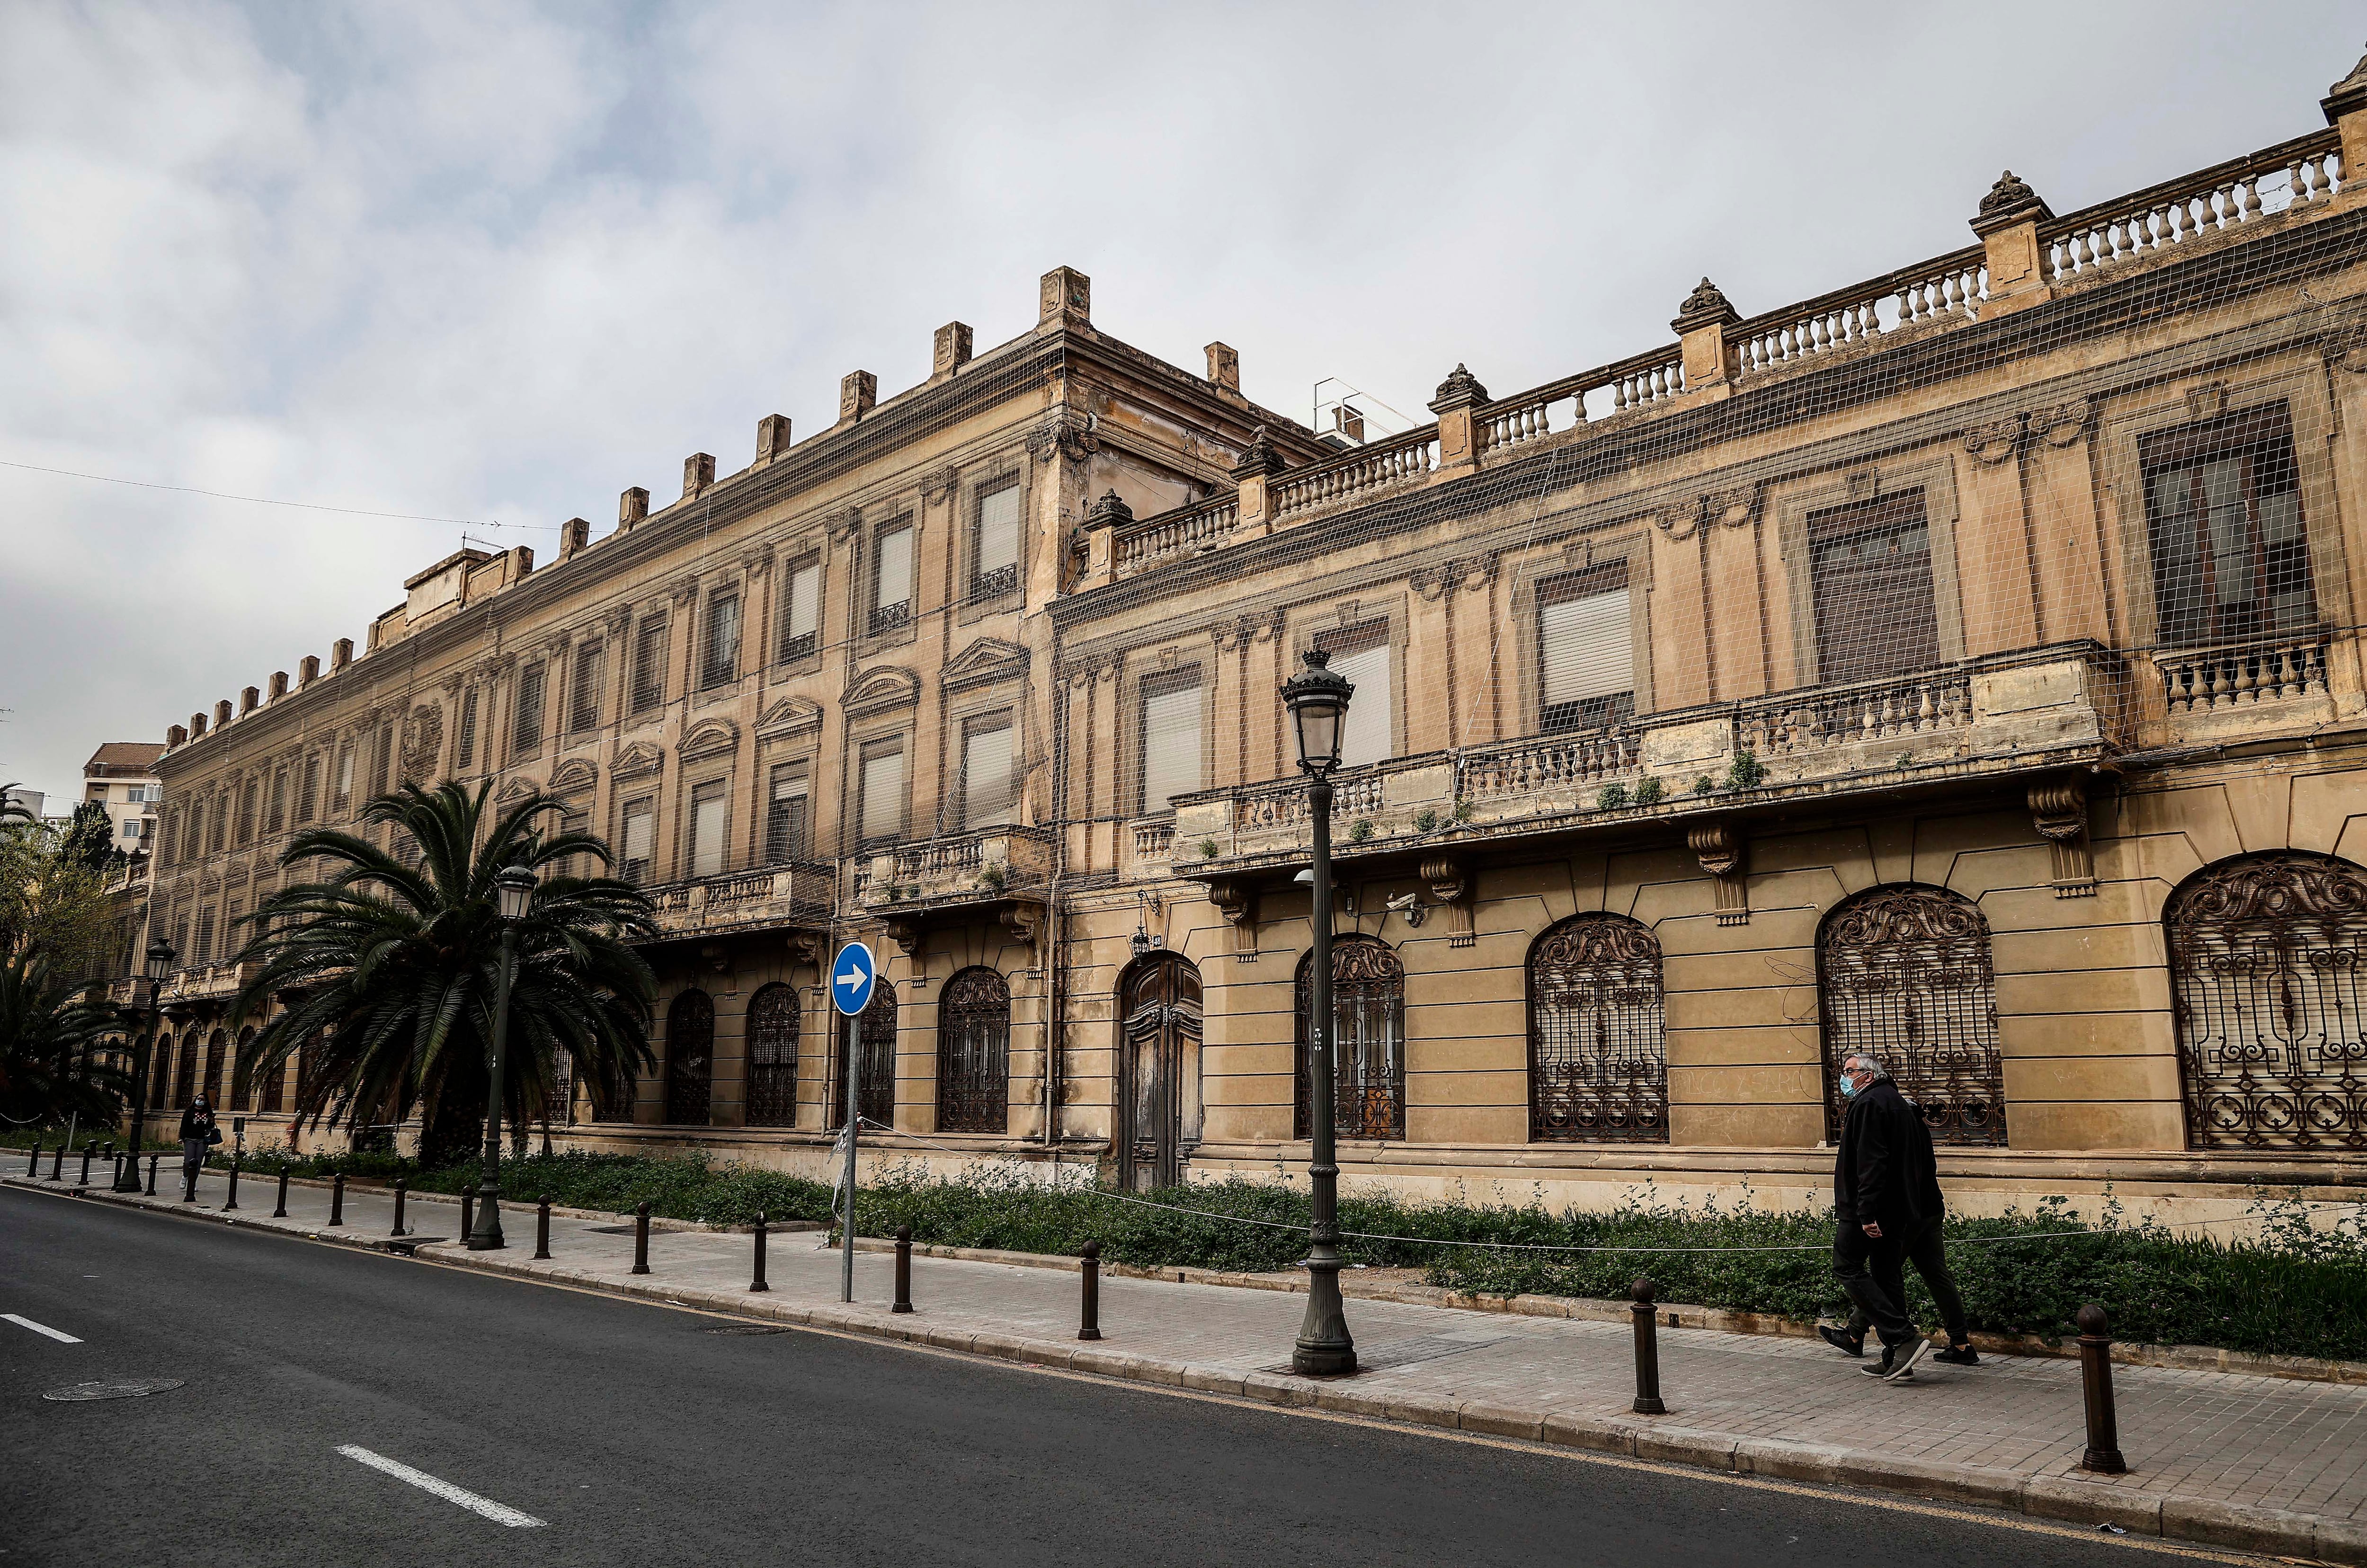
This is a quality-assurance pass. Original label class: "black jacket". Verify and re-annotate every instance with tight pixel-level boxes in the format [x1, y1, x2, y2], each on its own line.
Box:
[178, 1105, 215, 1142]
[1833, 1078, 1943, 1228]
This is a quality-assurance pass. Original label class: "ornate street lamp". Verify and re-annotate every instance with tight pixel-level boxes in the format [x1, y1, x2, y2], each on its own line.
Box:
[1281, 649, 1357, 1375]
[466, 866, 538, 1250]
[114, 936, 176, 1192]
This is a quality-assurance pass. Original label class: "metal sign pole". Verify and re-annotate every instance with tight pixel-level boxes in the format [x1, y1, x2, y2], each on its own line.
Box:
[841, 1007, 859, 1303]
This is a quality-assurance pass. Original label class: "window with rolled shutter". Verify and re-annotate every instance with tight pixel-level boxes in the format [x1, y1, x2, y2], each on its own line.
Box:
[454, 690, 479, 771]
[702, 594, 741, 689]
[972, 481, 1021, 600]
[860, 744, 906, 845]
[765, 762, 810, 863]
[778, 559, 820, 662]
[570, 642, 605, 733]
[1316, 622, 1392, 768]
[871, 523, 914, 633]
[619, 797, 655, 886]
[961, 714, 1015, 829]
[687, 780, 728, 878]
[631, 617, 668, 713]
[511, 664, 546, 760]
[1809, 491, 1941, 684]
[1539, 568, 1635, 733]
[1138, 673, 1202, 814]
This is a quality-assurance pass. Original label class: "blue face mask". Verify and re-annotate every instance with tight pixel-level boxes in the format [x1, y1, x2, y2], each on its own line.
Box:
[1840, 1075, 1860, 1099]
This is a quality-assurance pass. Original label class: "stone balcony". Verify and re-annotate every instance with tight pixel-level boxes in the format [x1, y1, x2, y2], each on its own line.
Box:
[160, 960, 262, 1010]
[856, 825, 1053, 950]
[1156, 644, 2131, 905]
[641, 863, 835, 943]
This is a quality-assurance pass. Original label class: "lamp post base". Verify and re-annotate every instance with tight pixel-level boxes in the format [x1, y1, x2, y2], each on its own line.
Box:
[464, 1184, 505, 1250]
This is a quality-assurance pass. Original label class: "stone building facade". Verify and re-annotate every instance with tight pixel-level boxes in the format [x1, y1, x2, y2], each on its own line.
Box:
[142, 52, 2367, 1223]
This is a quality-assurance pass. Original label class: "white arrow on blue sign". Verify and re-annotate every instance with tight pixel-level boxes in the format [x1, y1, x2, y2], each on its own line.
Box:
[830, 941, 877, 1016]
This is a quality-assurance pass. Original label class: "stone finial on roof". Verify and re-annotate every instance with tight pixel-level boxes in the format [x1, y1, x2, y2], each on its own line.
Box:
[2326, 43, 2367, 122]
[1228, 423, 1287, 478]
[1671, 277, 1740, 333]
[1084, 490, 1134, 530]
[1039, 266, 1091, 327]
[1427, 363, 1489, 413]
[299, 655, 320, 687]
[1971, 169, 2052, 234]
[168, 724, 188, 748]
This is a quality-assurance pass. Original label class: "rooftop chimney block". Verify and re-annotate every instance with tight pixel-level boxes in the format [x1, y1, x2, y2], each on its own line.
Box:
[756, 414, 792, 464]
[683, 453, 716, 498]
[1039, 266, 1090, 327]
[214, 700, 233, 728]
[267, 672, 288, 701]
[299, 655, 320, 687]
[839, 371, 877, 424]
[168, 724, 188, 748]
[240, 686, 260, 714]
[331, 638, 354, 672]
[1205, 342, 1240, 392]
[934, 322, 973, 379]
[619, 487, 650, 530]
[561, 517, 590, 558]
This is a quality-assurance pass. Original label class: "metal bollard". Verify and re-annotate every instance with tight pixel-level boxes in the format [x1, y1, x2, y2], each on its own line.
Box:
[750, 1210, 771, 1293]
[223, 1157, 240, 1212]
[77, 1145, 94, 1186]
[145, 1153, 159, 1196]
[329, 1171, 345, 1227]
[534, 1195, 552, 1261]
[391, 1177, 407, 1237]
[892, 1225, 912, 1313]
[273, 1167, 289, 1218]
[631, 1202, 651, 1275]
[461, 1188, 474, 1240]
[1629, 1277, 1666, 1415]
[2076, 1303, 2127, 1474]
[50, 1143, 65, 1181]
[1077, 1240, 1102, 1341]
[24, 1143, 37, 1177]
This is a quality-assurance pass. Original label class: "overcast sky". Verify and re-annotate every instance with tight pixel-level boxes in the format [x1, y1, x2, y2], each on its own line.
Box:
[0, 1, 2357, 805]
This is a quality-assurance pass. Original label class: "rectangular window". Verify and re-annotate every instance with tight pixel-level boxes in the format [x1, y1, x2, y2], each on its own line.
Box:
[237, 779, 258, 844]
[960, 713, 1015, 830]
[1539, 567, 1636, 733]
[2142, 403, 2314, 647]
[334, 745, 354, 813]
[619, 797, 655, 886]
[687, 780, 730, 878]
[454, 689, 479, 771]
[122, 817, 141, 839]
[702, 593, 742, 690]
[871, 522, 914, 634]
[778, 558, 821, 662]
[1809, 490, 1941, 685]
[858, 742, 906, 846]
[765, 762, 811, 864]
[297, 753, 320, 824]
[195, 907, 216, 966]
[209, 791, 228, 853]
[266, 769, 288, 834]
[631, 617, 668, 714]
[373, 722, 395, 793]
[1317, 621, 1393, 769]
[1138, 673, 1203, 815]
[971, 480, 1021, 600]
[512, 663, 547, 759]
[570, 642, 605, 734]
[558, 809, 590, 879]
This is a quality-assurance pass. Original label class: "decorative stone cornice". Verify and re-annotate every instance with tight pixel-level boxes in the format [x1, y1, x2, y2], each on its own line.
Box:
[756, 697, 823, 739]
[1652, 485, 1762, 540]
[679, 717, 740, 762]
[2029, 396, 2094, 447]
[843, 664, 921, 718]
[941, 636, 1030, 694]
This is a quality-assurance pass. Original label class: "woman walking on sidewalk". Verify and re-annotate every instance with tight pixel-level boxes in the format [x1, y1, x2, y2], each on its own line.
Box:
[177, 1094, 219, 1200]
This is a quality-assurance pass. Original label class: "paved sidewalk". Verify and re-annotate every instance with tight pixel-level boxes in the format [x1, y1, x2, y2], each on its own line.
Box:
[13, 1159, 2367, 1564]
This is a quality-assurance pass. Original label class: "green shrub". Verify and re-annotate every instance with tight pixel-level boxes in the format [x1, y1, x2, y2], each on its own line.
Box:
[1633, 777, 1664, 806]
[1596, 783, 1629, 810]
[1347, 819, 1374, 843]
[1414, 808, 1439, 832]
[1724, 750, 1765, 790]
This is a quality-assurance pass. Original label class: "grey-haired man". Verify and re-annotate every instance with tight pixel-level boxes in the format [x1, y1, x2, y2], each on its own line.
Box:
[1821, 1053, 1975, 1381]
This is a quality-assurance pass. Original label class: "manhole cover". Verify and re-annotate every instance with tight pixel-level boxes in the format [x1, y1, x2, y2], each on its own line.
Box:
[43, 1378, 184, 1402]
[705, 1324, 787, 1336]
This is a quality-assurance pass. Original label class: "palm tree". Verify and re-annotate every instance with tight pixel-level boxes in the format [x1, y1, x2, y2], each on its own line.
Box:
[231, 781, 657, 1169]
[0, 950, 130, 1127]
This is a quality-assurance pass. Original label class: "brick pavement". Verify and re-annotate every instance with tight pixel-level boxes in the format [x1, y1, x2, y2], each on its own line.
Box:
[10, 1158, 2367, 1563]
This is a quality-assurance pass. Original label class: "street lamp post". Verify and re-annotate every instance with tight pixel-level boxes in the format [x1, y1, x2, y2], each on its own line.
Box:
[466, 866, 538, 1251]
[114, 937, 176, 1192]
[1283, 649, 1358, 1376]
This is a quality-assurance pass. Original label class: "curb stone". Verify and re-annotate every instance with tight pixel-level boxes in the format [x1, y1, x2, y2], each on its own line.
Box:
[9, 1173, 2358, 1564]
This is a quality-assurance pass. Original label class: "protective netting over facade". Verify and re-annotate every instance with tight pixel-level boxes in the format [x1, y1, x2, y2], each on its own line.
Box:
[132, 50, 2367, 1214]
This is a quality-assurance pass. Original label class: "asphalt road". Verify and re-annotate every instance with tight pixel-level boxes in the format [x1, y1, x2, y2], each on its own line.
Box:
[1, 1185, 2235, 1568]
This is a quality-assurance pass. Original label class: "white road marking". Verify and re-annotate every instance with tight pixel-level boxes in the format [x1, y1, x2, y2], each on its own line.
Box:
[335, 1445, 547, 1528]
[2, 1313, 81, 1343]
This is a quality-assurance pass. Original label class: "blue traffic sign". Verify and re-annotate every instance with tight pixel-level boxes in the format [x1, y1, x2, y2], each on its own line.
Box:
[831, 941, 877, 1016]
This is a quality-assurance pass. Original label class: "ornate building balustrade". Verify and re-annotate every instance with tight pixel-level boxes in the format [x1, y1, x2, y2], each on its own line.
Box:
[2042, 129, 2343, 283]
[642, 863, 834, 941]
[1161, 646, 2127, 880]
[858, 825, 1052, 914]
[1269, 426, 1439, 518]
[2149, 633, 2332, 718]
[160, 960, 261, 1007]
[1112, 495, 1242, 578]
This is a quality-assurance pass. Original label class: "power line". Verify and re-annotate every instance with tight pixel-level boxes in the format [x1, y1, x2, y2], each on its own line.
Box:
[0, 456, 556, 531]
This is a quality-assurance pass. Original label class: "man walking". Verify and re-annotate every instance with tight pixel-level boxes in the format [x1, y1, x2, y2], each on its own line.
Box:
[1823, 1053, 1974, 1382]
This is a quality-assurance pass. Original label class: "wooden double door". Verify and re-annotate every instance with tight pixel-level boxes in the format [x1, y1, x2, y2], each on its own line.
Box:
[1118, 957, 1201, 1192]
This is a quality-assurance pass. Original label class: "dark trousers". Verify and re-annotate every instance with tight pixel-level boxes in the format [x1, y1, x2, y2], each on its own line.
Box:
[1834, 1218, 1968, 1347]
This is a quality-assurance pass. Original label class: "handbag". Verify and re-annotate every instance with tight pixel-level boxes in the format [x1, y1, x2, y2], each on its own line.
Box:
[205, 1125, 223, 1145]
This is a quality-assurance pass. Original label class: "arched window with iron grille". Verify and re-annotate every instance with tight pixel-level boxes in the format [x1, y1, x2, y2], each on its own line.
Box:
[664, 990, 714, 1126]
[231, 1027, 256, 1112]
[1817, 884, 2007, 1146]
[1295, 935, 1406, 1141]
[745, 983, 801, 1128]
[937, 967, 1010, 1134]
[200, 1030, 226, 1108]
[833, 983, 897, 1131]
[172, 1029, 200, 1107]
[150, 1032, 174, 1109]
[1528, 914, 1668, 1143]
[2166, 851, 2367, 1152]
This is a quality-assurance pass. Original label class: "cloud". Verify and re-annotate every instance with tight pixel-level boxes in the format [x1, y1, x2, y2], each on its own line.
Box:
[0, 0, 2355, 800]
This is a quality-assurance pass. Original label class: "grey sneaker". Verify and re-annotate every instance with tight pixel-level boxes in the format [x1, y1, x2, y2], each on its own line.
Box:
[1860, 1344, 1897, 1378]
[1884, 1338, 1933, 1383]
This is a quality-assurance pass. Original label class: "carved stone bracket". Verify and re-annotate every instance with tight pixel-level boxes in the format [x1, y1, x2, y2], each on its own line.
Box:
[2028, 778, 2096, 897]
[2030, 395, 2094, 447]
[998, 902, 1041, 956]
[787, 932, 824, 968]
[1420, 856, 1475, 948]
[883, 918, 923, 960]
[1208, 876, 1259, 960]
[1652, 485, 1762, 541]
[1027, 415, 1098, 465]
[1962, 414, 2026, 466]
[1687, 822, 1750, 926]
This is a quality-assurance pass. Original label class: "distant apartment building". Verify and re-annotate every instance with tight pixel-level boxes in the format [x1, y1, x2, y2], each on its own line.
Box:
[135, 48, 2367, 1219]
[84, 742, 164, 856]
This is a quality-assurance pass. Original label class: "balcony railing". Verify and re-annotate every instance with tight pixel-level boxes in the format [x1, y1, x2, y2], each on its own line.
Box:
[1113, 494, 1243, 578]
[1165, 646, 2124, 874]
[2150, 633, 2331, 718]
[641, 863, 834, 940]
[2042, 128, 2343, 284]
[859, 825, 1052, 911]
